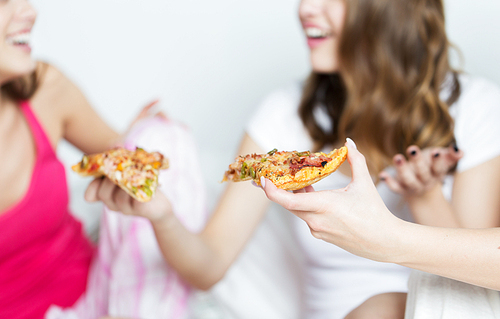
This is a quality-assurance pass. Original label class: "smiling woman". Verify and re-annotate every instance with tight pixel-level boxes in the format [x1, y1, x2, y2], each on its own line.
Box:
[0, 0, 123, 317]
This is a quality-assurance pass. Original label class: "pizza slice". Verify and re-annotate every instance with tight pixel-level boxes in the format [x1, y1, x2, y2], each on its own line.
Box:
[222, 146, 347, 190]
[72, 147, 169, 202]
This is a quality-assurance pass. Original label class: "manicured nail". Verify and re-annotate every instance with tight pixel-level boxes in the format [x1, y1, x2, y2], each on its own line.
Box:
[260, 176, 266, 188]
[346, 138, 357, 150]
[433, 153, 440, 158]
[453, 144, 459, 152]
[410, 150, 417, 156]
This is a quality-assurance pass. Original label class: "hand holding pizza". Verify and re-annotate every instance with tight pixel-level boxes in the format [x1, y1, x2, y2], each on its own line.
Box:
[74, 147, 173, 222]
[85, 177, 173, 223]
[260, 139, 404, 262]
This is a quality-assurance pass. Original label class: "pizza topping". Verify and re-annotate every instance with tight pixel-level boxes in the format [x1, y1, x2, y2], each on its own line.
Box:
[249, 167, 256, 179]
[288, 153, 332, 175]
[267, 148, 278, 156]
[295, 151, 311, 157]
[81, 155, 89, 169]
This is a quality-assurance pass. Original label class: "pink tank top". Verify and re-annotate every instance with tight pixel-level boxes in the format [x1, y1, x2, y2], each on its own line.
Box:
[0, 101, 94, 318]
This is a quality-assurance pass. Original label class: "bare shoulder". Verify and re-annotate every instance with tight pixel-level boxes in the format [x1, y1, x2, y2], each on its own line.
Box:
[30, 61, 86, 116]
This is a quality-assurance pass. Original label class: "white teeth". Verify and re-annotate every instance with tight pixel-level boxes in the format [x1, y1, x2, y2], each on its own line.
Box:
[6, 33, 31, 45]
[304, 27, 330, 39]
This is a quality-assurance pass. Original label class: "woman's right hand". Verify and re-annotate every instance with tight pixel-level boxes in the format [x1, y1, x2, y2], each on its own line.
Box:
[261, 139, 406, 263]
[85, 177, 173, 224]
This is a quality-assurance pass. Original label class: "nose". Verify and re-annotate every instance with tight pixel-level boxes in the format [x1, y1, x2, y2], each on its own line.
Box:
[16, 0, 37, 23]
[299, 0, 324, 19]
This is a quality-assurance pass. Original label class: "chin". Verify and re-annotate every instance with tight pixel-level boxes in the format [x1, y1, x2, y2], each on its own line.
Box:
[310, 55, 338, 74]
[1, 59, 37, 80]
[311, 64, 338, 74]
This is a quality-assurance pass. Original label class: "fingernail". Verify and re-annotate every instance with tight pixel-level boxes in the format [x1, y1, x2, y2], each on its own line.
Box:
[410, 150, 417, 156]
[346, 138, 357, 150]
[453, 144, 459, 152]
[260, 176, 266, 188]
[379, 176, 386, 181]
[395, 157, 403, 165]
[433, 153, 440, 158]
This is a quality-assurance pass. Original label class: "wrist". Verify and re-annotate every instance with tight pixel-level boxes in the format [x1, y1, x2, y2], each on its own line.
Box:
[142, 194, 175, 227]
[378, 216, 414, 264]
[404, 183, 459, 227]
[405, 182, 443, 205]
[149, 213, 179, 238]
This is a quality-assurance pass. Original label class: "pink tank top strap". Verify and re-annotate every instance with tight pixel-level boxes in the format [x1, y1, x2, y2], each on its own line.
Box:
[19, 100, 54, 158]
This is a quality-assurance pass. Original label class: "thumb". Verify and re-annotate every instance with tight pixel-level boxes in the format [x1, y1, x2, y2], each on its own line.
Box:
[345, 138, 372, 184]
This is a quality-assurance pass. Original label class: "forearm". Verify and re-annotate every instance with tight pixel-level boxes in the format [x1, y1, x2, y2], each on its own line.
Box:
[407, 184, 461, 228]
[391, 221, 500, 290]
[151, 213, 224, 290]
[151, 182, 269, 290]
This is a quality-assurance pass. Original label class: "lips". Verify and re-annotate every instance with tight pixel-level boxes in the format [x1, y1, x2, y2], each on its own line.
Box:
[304, 27, 331, 39]
[5, 30, 32, 53]
[6, 31, 31, 46]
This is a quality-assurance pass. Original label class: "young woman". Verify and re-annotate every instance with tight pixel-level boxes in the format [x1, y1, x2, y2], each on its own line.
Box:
[0, 0, 149, 317]
[87, 0, 500, 318]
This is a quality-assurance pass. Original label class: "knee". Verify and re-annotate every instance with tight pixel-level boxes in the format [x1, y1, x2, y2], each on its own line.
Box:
[344, 292, 407, 319]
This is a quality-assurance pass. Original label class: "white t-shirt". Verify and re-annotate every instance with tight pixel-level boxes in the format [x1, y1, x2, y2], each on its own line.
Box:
[241, 74, 500, 319]
[405, 271, 500, 319]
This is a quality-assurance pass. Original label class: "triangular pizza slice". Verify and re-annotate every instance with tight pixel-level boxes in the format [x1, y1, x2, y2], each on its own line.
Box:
[72, 147, 169, 202]
[222, 146, 347, 191]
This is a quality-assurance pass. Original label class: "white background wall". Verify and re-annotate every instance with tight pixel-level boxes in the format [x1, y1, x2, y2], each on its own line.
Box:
[29, 0, 500, 234]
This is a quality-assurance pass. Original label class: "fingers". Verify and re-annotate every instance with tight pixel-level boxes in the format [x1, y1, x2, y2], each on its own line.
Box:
[84, 177, 134, 213]
[155, 111, 168, 121]
[128, 99, 163, 130]
[381, 144, 463, 197]
[141, 99, 160, 114]
[430, 145, 462, 176]
[304, 185, 315, 193]
[430, 149, 450, 176]
[379, 171, 404, 194]
[393, 153, 422, 192]
[292, 185, 315, 194]
[344, 138, 372, 184]
[406, 146, 432, 183]
[113, 188, 134, 215]
[261, 177, 323, 213]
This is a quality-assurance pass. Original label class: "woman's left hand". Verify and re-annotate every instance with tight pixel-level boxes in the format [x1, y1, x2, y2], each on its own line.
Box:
[127, 99, 168, 131]
[85, 177, 173, 223]
[379, 145, 463, 198]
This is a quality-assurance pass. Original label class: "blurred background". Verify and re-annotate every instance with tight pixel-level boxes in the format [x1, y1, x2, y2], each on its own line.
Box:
[29, 0, 500, 235]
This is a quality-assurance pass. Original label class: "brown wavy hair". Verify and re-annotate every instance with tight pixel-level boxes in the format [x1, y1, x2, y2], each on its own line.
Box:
[1, 62, 46, 101]
[299, 0, 461, 174]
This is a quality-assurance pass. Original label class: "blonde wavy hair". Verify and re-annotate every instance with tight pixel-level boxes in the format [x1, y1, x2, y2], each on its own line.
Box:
[299, 0, 461, 174]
